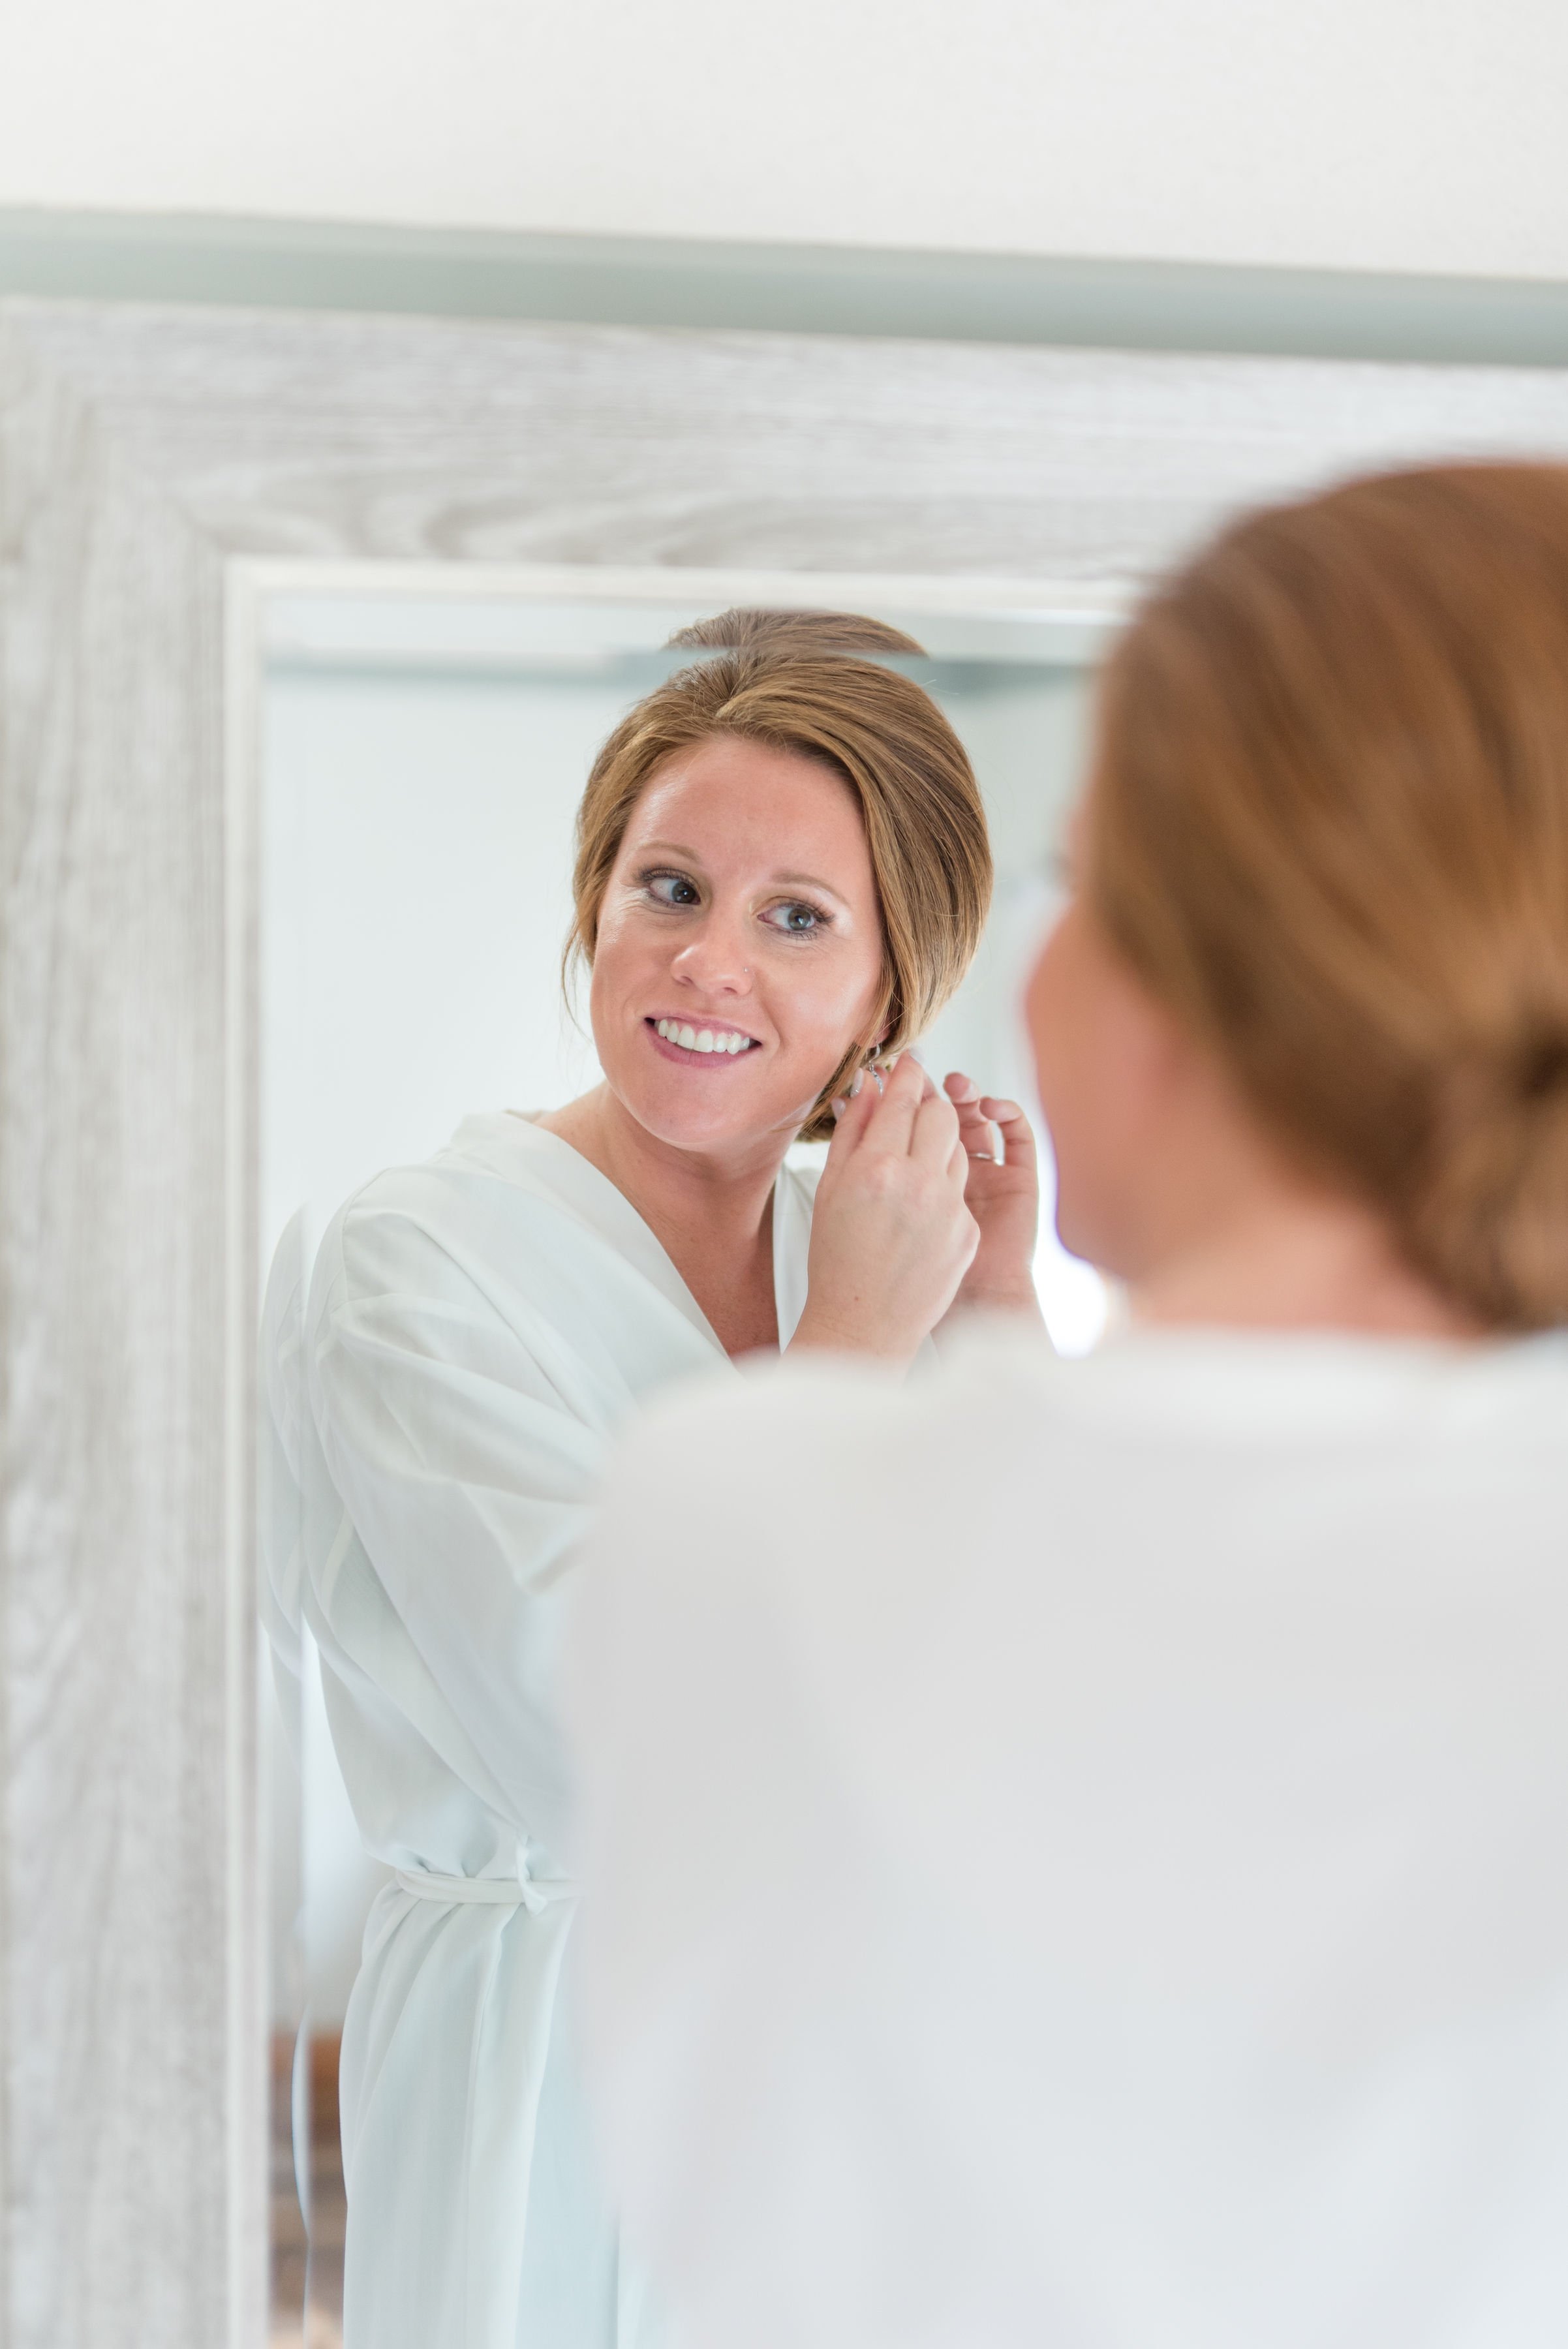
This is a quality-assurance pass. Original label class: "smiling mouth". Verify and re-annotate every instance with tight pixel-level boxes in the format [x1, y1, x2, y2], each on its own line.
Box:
[647, 1016, 760, 1058]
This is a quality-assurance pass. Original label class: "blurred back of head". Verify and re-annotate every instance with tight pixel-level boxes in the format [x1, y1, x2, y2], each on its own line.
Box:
[1090, 463, 1568, 1330]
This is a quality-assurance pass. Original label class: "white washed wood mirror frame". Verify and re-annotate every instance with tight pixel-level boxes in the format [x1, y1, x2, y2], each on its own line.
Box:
[4, 296, 1568, 2349]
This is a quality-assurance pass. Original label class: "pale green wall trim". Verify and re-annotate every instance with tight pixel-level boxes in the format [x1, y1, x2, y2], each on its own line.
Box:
[5, 205, 1568, 366]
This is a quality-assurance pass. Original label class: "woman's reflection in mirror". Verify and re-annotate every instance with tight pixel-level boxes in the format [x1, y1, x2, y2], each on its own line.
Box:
[262, 606, 1040, 2348]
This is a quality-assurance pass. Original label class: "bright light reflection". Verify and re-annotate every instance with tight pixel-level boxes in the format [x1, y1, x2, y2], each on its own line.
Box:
[1030, 1101, 1109, 1355]
[1034, 1225, 1109, 1357]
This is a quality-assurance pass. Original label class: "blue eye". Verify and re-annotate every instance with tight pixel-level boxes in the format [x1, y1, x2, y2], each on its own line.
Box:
[645, 871, 701, 908]
[763, 900, 827, 937]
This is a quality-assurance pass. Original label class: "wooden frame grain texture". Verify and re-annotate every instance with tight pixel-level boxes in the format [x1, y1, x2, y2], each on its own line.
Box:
[2, 296, 1567, 2349]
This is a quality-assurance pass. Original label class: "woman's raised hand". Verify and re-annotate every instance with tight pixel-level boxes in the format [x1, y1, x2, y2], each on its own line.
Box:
[790, 1056, 978, 1364]
[941, 1071, 1044, 1322]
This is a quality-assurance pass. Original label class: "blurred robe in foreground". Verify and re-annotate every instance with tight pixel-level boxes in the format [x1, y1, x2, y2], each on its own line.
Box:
[568, 1328, 1568, 2349]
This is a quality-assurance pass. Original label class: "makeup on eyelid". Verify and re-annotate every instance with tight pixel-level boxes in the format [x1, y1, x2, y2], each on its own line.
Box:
[636, 867, 835, 938]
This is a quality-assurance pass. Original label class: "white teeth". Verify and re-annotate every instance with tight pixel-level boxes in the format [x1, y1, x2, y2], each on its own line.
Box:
[654, 1019, 753, 1054]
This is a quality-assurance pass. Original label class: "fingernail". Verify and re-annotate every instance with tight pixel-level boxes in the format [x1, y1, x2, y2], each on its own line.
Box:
[849, 1069, 865, 1098]
[831, 1097, 846, 1120]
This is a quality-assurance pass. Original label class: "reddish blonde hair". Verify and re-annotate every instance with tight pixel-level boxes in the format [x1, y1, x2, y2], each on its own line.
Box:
[568, 610, 992, 1139]
[1090, 463, 1568, 1330]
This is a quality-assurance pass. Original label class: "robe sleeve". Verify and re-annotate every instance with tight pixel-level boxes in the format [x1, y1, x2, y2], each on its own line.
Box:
[304, 1182, 615, 1843]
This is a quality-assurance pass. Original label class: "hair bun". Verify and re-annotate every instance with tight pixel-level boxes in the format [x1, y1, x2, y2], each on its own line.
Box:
[666, 607, 926, 660]
[1409, 1015, 1568, 1328]
[1093, 460, 1568, 1334]
[1514, 1022, 1568, 1105]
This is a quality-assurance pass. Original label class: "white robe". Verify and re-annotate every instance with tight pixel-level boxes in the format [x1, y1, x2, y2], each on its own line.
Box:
[570, 1324, 1568, 2349]
[264, 1109, 821, 2349]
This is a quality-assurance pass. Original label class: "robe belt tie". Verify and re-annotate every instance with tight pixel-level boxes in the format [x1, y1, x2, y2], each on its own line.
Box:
[395, 1866, 579, 1918]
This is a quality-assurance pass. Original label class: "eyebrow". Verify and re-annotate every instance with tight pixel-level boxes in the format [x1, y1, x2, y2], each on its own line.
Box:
[772, 868, 850, 904]
[633, 841, 852, 908]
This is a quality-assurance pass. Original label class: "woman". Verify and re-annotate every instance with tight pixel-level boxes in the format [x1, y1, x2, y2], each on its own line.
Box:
[266, 609, 1039, 2349]
[571, 468, 1568, 2348]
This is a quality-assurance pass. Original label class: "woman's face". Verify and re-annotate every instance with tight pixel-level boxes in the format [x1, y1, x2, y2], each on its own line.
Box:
[588, 735, 887, 1157]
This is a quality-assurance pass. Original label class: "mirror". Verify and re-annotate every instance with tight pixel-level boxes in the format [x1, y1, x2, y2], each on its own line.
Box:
[14, 287, 1562, 2349]
[258, 578, 1115, 2344]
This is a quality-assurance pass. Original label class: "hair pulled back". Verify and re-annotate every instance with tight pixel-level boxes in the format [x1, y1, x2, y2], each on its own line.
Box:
[1090, 462, 1568, 1331]
[569, 609, 992, 1139]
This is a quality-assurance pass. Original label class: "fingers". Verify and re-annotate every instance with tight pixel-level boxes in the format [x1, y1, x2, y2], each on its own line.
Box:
[945, 1069, 998, 1163]
[978, 1096, 1038, 1174]
[944, 1075, 1040, 1174]
[825, 1065, 878, 1164]
[834, 1060, 1018, 1178]
[910, 1082, 964, 1174]
[857, 1052, 927, 1157]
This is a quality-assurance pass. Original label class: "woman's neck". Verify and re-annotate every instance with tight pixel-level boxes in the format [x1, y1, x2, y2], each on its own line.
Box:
[536, 1086, 791, 1355]
[1129, 1180, 1483, 1342]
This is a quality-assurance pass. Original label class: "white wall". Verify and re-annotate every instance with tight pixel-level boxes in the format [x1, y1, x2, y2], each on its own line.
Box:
[4, 0, 1568, 283]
